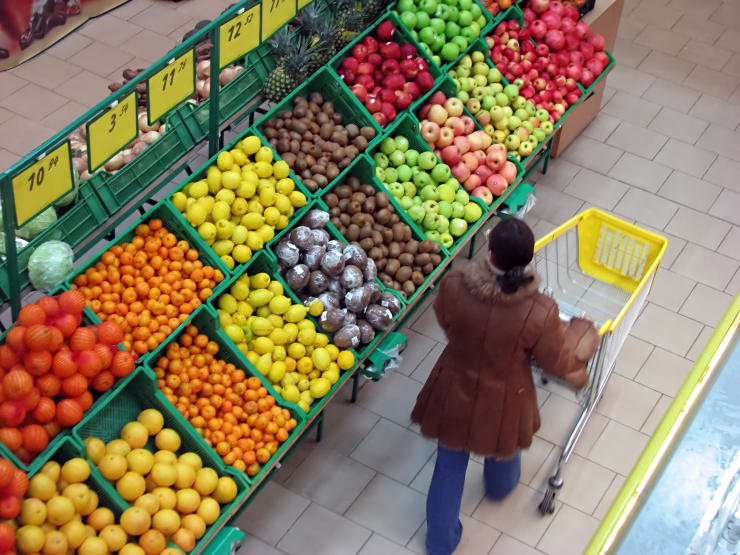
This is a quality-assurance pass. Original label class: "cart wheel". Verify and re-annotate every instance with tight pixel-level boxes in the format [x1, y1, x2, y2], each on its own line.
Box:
[539, 487, 556, 515]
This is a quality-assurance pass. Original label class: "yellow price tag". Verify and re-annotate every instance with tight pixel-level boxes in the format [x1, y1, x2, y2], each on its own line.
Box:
[147, 50, 195, 124]
[261, 0, 297, 42]
[86, 92, 137, 172]
[12, 142, 74, 227]
[219, 5, 261, 68]
[298, 0, 311, 7]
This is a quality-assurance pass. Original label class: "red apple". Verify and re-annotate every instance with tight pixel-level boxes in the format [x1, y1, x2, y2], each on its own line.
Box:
[471, 185, 492, 204]
[365, 96, 381, 113]
[400, 43, 417, 59]
[380, 41, 401, 60]
[400, 58, 419, 79]
[368, 52, 383, 67]
[380, 102, 396, 121]
[363, 35, 379, 54]
[386, 73, 406, 90]
[372, 111, 388, 126]
[376, 20, 396, 41]
[394, 91, 413, 110]
[342, 57, 359, 73]
[381, 58, 400, 74]
[416, 71, 435, 92]
[352, 44, 368, 61]
[351, 83, 368, 102]
[441, 145, 461, 166]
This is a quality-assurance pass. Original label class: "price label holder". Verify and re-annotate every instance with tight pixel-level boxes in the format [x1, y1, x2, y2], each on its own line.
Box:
[298, 0, 311, 7]
[146, 50, 195, 124]
[219, 4, 261, 68]
[11, 142, 74, 227]
[86, 92, 138, 172]
[261, 0, 297, 42]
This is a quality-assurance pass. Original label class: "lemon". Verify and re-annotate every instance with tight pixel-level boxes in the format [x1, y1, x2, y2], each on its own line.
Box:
[16, 525, 45, 554]
[311, 348, 331, 371]
[252, 146, 272, 163]
[289, 190, 308, 207]
[46, 495, 76, 526]
[272, 345, 286, 360]
[99, 453, 127, 481]
[217, 151, 233, 171]
[198, 195, 215, 212]
[230, 197, 248, 216]
[215, 188, 235, 205]
[135, 493, 159, 515]
[297, 327, 317, 346]
[188, 180, 208, 198]
[256, 224, 276, 244]
[241, 212, 263, 230]
[221, 254, 235, 270]
[274, 194, 292, 215]
[121, 422, 149, 449]
[186, 203, 207, 227]
[176, 488, 201, 515]
[251, 272, 271, 289]
[221, 170, 241, 190]
[213, 239, 234, 257]
[309, 377, 331, 398]
[211, 200, 231, 221]
[28, 473, 57, 501]
[138, 408, 164, 435]
[269, 328, 289, 346]
[323, 369, 340, 385]
[218, 294, 237, 314]
[19, 498, 46, 526]
[284, 304, 309, 323]
[283, 323, 299, 342]
[297, 319, 315, 330]
[307, 299, 324, 317]
[253, 161, 271, 178]
[253, 337, 275, 356]
[281, 384, 300, 403]
[259, 187, 276, 207]
[337, 350, 355, 370]
[179, 452, 203, 470]
[241, 135, 261, 154]
[198, 222, 217, 243]
[152, 487, 177, 511]
[63, 483, 91, 513]
[250, 317, 273, 336]
[155, 428, 181, 452]
[206, 166, 221, 190]
[268, 361, 287, 383]
[298, 399, 311, 412]
[171, 191, 188, 211]
[231, 149, 247, 166]
[314, 333, 329, 348]
[231, 225, 248, 245]
[270, 159, 288, 179]
[237, 300, 253, 317]
[287, 342, 306, 360]
[116, 472, 146, 501]
[297, 357, 313, 374]
[277, 214, 290, 230]
[256, 306, 271, 318]
[219, 311, 232, 327]
[248, 289, 273, 307]
[308, 369, 321, 380]
[193, 468, 218, 496]
[255, 354, 272, 376]
[246, 231, 264, 251]
[232, 244, 252, 263]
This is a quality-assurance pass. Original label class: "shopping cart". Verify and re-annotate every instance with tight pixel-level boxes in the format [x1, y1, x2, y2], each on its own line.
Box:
[531, 208, 667, 515]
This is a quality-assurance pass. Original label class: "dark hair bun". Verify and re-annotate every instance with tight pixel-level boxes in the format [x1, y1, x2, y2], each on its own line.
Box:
[489, 219, 535, 294]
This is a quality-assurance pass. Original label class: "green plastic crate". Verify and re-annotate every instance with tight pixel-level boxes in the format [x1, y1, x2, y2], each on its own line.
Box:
[165, 128, 312, 275]
[0, 179, 108, 302]
[61, 200, 230, 367]
[177, 46, 272, 143]
[72, 365, 250, 554]
[319, 154, 450, 307]
[209, 250, 359, 421]
[253, 66, 383, 198]
[370, 112, 490, 255]
[202, 526, 245, 555]
[329, 11, 445, 126]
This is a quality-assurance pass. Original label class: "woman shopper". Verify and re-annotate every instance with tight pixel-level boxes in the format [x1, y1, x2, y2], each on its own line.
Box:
[411, 218, 599, 555]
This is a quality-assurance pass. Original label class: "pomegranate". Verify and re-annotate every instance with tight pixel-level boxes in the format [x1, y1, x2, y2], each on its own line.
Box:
[530, 0, 550, 13]
[545, 29, 566, 50]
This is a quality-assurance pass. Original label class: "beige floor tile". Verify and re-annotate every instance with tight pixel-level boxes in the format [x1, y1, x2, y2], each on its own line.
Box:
[689, 94, 740, 130]
[606, 65, 656, 97]
[237, 534, 284, 555]
[687, 326, 716, 362]
[357, 372, 423, 427]
[39, 101, 89, 132]
[173, 0, 235, 20]
[602, 91, 663, 127]
[0, 83, 70, 122]
[521, 436, 555, 486]
[638, 50, 695, 84]
[346, 475, 426, 545]
[572, 411, 610, 458]
[409, 454, 485, 516]
[0, 116, 55, 156]
[531, 220, 558, 239]
[410, 304, 447, 344]
[321, 399, 380, 456]
[69, 40, 135, 78]
[672, 242, 739, 290]
[11, 54, 84, 90]
[55, 70, 113, 107]
[360, 534, 415, 555]
[614, 335, 654, 379]
[635, 22, 690, 55]
[285, 447, 375, 514]
[672, 14, 726, 44]
[710, 3, 740, 29]
[705, 156, 740, 193]
[529, 186, 583, 225]
[668, 0, 721, 13]
[606, 121, 668, 159]
[648, 268, 696, 312]
[618, 15, 647, 40]
[535, 394, 582, 448]
[607, 152, 672, 193]
[648, 107, 709, 144]
[718, 27, 740, 53]
[613, 39, 651, 69]
[697, 123, 740, 161]
[564, 169, 629, 209]
[410, 342, 445, 384]
[473, 484, 559, 547]
[407, 514, 500, 555]
[351, 419, 436, 484]
[654, 138, 717, 178]
[592, 475, 626, 520]
[119, 29, 177, 63]
[726, 268, 740, 294]
[632, 303, 703, 356]
[642, 79, 702, 115]
[710, 189, 740, 226]
[105, 56, 151, 82]
[635, 347, 694, 396]
[111, 0, 154, 19]
[45, 32, 93, 59]
[537, 505, 600, 555]
[596, 374, 661, 429]
[235, 481, 310, 545]
[726, 53, 740, 78]
[718, 227, 740, 259]
[561, 135, 624, 173]
[490, 534, 546, 555]
[130, 3, 193, 35]
[666, 206, 732, 249]
[684, 65, 740, 100]
[535, 386, 550, 408]
[614, 187, 679, 229]
[680, 283, 734, 326]
[658, 171, 722, 211]
[78, 14, 143, 47]
[533, 159, 581, 191]
[641, 395, 674, 435]
[0, 149, 20, 172]
[679, 39, 733, 71]
[393, 329, 436, 376]
[582, 113, 622, 143]
[631, 4, 683, 29]
[587, 420, 649, 475]
[602, 86, 617, 108]
[278, 503, 371, 555]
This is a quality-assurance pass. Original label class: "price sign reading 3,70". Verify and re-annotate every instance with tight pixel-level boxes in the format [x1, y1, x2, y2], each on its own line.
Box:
[12, 142, 74, 227]
[261, 0, 296, 42]
[86, 92, 137, 172]
[219, 5, 260, 68]
[147, 50, 195, 124]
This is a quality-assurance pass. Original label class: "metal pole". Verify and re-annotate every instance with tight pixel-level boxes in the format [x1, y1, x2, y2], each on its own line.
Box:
[209, 27, 221, 157]
[2, 176, 21, 318]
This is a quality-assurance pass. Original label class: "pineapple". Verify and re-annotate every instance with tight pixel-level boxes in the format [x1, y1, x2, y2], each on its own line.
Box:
[360, 0, 392, 25]
[263, 34, 315, 102]
[299, 2, 340, 73]
[333, 0, 365, 50]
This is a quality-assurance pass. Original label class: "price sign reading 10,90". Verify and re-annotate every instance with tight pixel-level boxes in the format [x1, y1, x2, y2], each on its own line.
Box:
[261, 0, 297, 42]
[220, 4, 261, 68]
[147, 50, 195, 124]
[86, 92, 138, 172]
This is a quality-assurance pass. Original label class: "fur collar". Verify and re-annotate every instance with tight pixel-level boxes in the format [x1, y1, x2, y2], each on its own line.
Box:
[462, 258, 541, 304]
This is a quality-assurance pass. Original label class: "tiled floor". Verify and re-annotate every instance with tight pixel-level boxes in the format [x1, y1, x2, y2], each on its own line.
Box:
[1, 0, 739, 553]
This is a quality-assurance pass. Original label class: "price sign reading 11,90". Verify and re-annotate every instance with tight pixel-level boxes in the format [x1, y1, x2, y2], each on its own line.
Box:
[219, 4, 260, 68]
[86, 92, 137, 172]
[147, 50, 195, 124]
[261, 0, 296, 42]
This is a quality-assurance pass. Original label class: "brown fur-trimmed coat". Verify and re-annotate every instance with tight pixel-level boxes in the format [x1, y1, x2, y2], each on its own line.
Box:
[410, 258, 599, 458]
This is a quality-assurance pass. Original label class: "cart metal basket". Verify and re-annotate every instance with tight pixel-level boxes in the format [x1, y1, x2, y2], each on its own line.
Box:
[532, 208, 667, 514]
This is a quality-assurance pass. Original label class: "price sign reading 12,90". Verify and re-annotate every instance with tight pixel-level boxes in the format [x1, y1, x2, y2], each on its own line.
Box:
[12, 142, 75, 227]
[147, 50, 195, 124]
[86, 92, 137, 172]
[261, 0, 296, 42]
[219, 4, 260, 68]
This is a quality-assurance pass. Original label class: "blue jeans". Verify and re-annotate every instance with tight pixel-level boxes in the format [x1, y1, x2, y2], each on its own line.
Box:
[426, 444, 521, 555]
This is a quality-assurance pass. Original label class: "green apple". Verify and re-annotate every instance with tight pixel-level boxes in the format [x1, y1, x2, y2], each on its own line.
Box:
[495, 92, 509, 107]
[473, 74, 487, 88]
[446, 177, 461, 190]
[451, 200, 465, 218]
[374, 152, 389, 168]
[441, 42, 460, 61]
[515, 108, 528, 121]
[419, 26, 436, 45]
[384, 167, 398, 183]
[400, 11, 417, 29]
[395, 137, 409, 152]
[436, 215, 450, 233]
[507, 115, 522, 131]
[398, 0, 414, 10]
[472, 50, 485, 63]
[380, 137, 396, 155]
[525, 102, 536, 116]
[463, 201, 482, 223]
[421, 0, 438, 14]
[422, 200, 439, 214]
[491, 83, 503, 94]
[518, 142, 533, 157]
[438, 200, 453, 218]
[387, 182, 405, 198]
[455, 189, 469, 204]
[388, 150, 406, 167]
[423, 211, 439, 230]
[535, 108, 549, 122]
[403, 181, 417, 197]
[445, 21, 461, 39]
[472, 62, 488, 76]
[504, 134, 520, 151]
[415, 11, 431, 29]
[452, 35, 468, 52]
[431, 164, 451, 183]
[449, 217, 468, 237]
[426, 230, 441, 242]
[437, 183, 455, 202]
[512, 96, 526, 110]
[447, 6, 460, 21]
[420, 184, 439, 201]
[439, 232, 454, 248]
[432, 35, 446, 52]
[458, 54, 472, 69]
[413, 171, 432, 189]
[375, 167, 386, 182]
[397, 164, 413, 182]
[503, 84, 519, 101]
[457, 89, 470, 103]
[488, 68, 502, 83]
[408, 204, 425, 223]
[418, 151, 438, 170]
[435, 4, 450, 19]
[493, 129, 507, 144]
[404, 149, 420, 167]
[490, 105, 504, 122]
[533, 128, 546, 142]
[430, 17, 446, 34]
[541, 121, 554, 134]
[458, 10, 473, 26]
[400, 196, 414, 210]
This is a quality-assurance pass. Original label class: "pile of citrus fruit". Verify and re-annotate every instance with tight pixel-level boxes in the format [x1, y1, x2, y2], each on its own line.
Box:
[152, 324, 298, 477]
[215, 271, 355, 412]
[0, 458, 29, 552]
[171, 134, 308, 270]
[0, 291, 134, 464]
[79, 408, 237, 554]
[70, 218, 224, 357]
